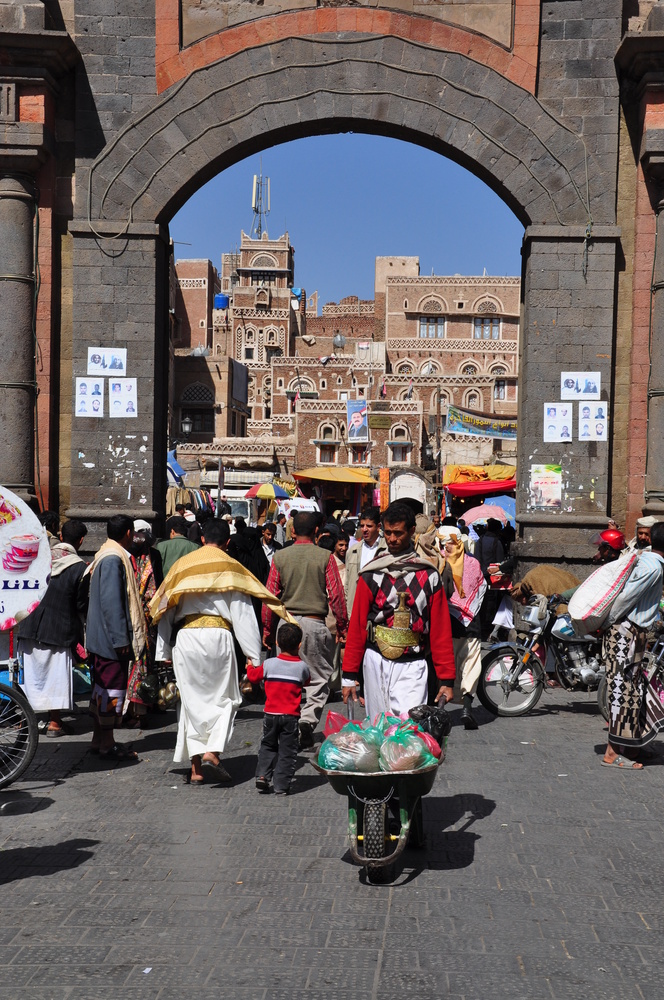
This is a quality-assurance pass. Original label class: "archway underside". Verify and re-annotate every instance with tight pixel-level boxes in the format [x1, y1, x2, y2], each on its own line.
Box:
[85, 36, 604, 234]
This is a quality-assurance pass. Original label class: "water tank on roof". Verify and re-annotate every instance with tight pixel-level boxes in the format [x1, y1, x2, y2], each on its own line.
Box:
[214, 293, 229, 309]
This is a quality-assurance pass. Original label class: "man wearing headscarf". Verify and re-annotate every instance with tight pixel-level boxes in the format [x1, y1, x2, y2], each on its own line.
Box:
[440, 532, 487, 730]
[626, 515, 657, 552]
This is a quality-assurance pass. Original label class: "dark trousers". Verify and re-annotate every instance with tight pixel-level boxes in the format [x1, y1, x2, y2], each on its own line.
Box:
[255, 714, 299, 792]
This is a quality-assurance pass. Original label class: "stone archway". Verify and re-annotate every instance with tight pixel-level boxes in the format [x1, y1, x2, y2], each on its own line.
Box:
[67, 32, 621, 566]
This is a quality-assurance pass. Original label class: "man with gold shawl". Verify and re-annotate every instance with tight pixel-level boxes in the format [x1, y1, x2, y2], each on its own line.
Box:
[150, 518, 294, 785]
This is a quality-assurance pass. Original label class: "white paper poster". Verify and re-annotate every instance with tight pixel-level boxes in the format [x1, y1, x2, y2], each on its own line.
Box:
[529, 464, 562, 510]
[560, 371, 601, 400]
[75, 377, 104, 417]
[109, 378, 138, 418]
[88, 347, 127, 375]
[578, 402, 608, 441]
[543, 403, 573, 443]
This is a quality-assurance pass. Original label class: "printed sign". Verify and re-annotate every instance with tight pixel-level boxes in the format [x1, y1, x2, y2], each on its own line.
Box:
[0, 487, 50, 630]
[75, 377, 104, 417]
[87, 347, 127, 376]
[560, 371, 601, 400]
[346, 399, 368, 442]
[578, 402, 608, 441]
[447, 405, 517, 440]
[108, 378, 138, 418]
[529, 465, 562, 510]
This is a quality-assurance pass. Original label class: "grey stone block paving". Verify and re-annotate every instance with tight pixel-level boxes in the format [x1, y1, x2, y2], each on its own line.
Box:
[1, 689, 663, 998]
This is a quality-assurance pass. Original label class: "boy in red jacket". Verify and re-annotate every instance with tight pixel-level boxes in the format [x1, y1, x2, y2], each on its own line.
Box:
[247, 623, 310, 795]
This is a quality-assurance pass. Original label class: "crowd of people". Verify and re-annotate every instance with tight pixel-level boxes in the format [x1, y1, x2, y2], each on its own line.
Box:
[13, 500, 664, 789]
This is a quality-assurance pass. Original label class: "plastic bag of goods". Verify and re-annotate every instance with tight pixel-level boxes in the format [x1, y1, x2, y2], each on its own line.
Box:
[379, 730, 438, 772]
[323, 710, 349, 739]
[408, 704, 451, 746]
[318, 727, 381, 772]
[388, 721, 442, 760]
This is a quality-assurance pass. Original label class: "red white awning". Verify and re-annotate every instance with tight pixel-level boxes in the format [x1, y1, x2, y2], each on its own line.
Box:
[445, 478, 517, 498]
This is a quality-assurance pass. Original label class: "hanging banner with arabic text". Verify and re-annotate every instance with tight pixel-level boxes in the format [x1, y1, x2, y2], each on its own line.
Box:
[447, 406, 517, 440]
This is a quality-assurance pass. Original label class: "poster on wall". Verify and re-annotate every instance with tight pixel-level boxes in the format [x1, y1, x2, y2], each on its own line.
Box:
[578, 402, 608, 441]
[346, 399, 368, 442]
[529, 465, 562, 510]
[108, 378, 138, 418]
[87, 347, 127, 375]
[560, 371, 601, 400]
[543, 403, 573, 443]
[75, 377, 104, 417]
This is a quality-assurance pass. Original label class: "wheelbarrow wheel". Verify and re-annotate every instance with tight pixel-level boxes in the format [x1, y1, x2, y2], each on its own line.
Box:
[363, 800, 391, 884]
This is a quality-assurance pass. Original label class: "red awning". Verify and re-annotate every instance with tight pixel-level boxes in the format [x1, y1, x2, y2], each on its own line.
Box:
[445, 478, 517, 498]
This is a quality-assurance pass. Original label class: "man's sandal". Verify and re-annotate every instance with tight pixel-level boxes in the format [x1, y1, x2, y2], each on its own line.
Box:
[99, 744, 139, 763]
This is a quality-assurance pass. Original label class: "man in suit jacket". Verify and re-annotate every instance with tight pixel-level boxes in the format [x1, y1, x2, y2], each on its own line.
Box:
[344, 506, 388, 617]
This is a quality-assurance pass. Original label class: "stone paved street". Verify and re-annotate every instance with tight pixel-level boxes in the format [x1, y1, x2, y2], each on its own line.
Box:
[1, 689, 663, 1000]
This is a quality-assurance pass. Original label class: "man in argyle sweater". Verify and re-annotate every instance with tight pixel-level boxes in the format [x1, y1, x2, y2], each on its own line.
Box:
[342, 501, 455, 718]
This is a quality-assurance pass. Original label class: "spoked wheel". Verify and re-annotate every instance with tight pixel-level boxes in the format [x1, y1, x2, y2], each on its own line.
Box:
[0, 683, 39, 788]
[363, 799, 391, 884]
[597, 675, 610, 723]
[477, 648, 545, 717]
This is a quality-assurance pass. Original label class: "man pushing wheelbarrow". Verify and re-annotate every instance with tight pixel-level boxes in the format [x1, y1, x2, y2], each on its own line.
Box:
[315, 501, 456, 883]
[341, 501, 456, 717]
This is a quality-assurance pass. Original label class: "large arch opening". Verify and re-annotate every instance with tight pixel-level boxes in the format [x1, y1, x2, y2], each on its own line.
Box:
[69, 34, 619, 569]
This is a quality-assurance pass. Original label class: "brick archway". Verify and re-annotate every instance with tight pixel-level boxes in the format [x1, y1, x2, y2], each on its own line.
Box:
[86, 36, 599, 232]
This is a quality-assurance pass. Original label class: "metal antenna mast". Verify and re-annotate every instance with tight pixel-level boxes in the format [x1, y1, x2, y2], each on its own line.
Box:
[251, 161, 270, 239]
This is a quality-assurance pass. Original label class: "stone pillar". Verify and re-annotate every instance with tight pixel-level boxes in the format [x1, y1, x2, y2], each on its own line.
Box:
[66, 222, 170, 547]
[0, 175, 36, 499]
[514, 225, 621, 575]
[643, 188, 664, 516]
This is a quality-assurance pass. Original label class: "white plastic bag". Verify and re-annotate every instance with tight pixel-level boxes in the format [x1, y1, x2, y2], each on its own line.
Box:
[567, 551, 639, 634]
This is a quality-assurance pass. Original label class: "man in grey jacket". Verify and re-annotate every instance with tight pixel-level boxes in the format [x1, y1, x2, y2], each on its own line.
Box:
[86, 514, 144, 762]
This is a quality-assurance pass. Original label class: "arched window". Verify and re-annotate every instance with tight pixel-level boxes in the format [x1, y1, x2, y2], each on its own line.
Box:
[396, 361, 414, 375]
[388, 425, 411, 465]
[462, 363, 478, 376]
[180, 382, 214, 405]
[420, 359, 441, 375]
[465, 390, 482, 410]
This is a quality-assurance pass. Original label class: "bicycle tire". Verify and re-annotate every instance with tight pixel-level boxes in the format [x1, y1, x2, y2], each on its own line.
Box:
[477, 646, 545, 717]
[0, 682, 39, 788]
[363, 800, 391, 884]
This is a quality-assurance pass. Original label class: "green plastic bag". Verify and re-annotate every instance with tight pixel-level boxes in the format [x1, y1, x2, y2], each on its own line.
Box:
[379, 730, 437, 772]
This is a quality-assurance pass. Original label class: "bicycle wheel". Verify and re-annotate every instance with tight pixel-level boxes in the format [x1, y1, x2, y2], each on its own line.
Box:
[597, 675, 610, 723]
[477, 647, 545, 717]
[0, 682, 39, 788]
[363, 800, 391, 884]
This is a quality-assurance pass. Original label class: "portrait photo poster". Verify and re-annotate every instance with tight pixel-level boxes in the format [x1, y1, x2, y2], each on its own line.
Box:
[108, 378, 138, 418]
[543, 403, 573, 443]
[87, 347, 127, 376]
[560, 371, 601, 400]
[75, 377, 104, 418]
[578, 402, 608, 441]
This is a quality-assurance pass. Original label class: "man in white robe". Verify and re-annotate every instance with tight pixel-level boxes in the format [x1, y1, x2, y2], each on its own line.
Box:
[152, 518, 293, 785]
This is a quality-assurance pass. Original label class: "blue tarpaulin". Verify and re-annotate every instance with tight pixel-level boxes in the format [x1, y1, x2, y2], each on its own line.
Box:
[167, 450, 186, 484]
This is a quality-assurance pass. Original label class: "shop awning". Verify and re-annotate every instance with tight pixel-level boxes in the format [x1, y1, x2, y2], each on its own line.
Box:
[293, 467, 377, 484]
[445, 478, 517, 498]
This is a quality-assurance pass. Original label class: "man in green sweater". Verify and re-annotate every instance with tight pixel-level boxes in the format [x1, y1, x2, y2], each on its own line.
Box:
[155, 516, 199, 576]
[263, 511, 348, 749]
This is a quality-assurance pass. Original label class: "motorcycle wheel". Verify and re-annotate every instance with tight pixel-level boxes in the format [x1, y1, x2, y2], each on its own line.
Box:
[597, 675, 610, 723]
[477, 647, 545, 717]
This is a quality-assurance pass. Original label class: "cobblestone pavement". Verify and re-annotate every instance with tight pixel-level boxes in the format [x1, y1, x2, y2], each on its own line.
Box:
[1, 688, 663, 1000]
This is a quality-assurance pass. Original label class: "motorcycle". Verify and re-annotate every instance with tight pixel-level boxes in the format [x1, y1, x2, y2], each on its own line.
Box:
[477, 594, 605, 717]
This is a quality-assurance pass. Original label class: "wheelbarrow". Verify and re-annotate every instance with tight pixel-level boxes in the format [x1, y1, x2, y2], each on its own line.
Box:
[311, 758, 440, 883]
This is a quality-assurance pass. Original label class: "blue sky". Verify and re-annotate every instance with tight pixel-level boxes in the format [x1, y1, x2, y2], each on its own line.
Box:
[170, 133, 524, 310]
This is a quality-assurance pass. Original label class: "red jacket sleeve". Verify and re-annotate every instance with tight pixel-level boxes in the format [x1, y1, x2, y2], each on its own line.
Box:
[246, 662, 265, 684]
[342, 576, 372, 677]
[429, 587, 456, 682]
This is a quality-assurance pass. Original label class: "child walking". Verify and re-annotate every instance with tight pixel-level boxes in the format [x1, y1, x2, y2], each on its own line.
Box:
[246, 623, 310, 795]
